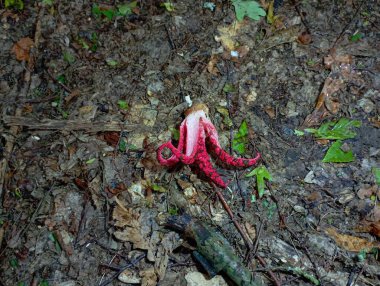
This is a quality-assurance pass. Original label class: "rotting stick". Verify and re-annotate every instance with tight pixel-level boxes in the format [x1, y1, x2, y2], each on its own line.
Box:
[2, 116, 143, 133]
[213, 186, 281, 286]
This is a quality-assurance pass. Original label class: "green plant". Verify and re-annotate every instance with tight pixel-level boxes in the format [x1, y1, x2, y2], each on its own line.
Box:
[92, 2, 137, 21]
[5, 0, 24, 9]
[231, 0, 266, 21]
[232, 120, 249, 154]
[322, 140, 354, 163]
[246, 165, 271, 198]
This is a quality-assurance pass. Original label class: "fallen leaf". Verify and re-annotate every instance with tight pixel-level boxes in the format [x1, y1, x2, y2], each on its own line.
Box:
[322, 140, 354, 163]
[215, 21, 245, 51]
[354, 221, 380, 238]
[207, 54, 219, 75]
[140, 267, 157, 286]
[11, 37, 34, 62]
[264, 106, 275, 118]
[298, 31, 312, 45]
[103, 132, 120, 147]
[325, 227, 380, 252]
[357, 185, 378, 200]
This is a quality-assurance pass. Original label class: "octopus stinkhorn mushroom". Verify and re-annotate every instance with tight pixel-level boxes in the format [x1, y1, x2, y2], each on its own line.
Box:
[157, 103, 260, 188]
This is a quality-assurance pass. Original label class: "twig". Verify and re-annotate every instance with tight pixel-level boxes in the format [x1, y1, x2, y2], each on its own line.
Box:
[98, 253, 145, 286]
[2, 116, 143, 133]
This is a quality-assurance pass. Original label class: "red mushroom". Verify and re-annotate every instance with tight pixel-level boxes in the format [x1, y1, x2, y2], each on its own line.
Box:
[157, 103, 260, 188]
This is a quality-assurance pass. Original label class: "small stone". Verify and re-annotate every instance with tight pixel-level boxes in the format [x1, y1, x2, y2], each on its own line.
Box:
[304, 171, 315, 184]
[293, 205, 307, 214]
[118, 269, 141, 284]
[357, 98, 375, 113]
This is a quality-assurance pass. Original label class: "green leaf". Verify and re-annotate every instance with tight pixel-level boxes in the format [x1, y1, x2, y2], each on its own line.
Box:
[41, 0, 54, 6]
[48, 232, 62, 253]
[306, 118, 361, 140]
[168, 206, 179, 215]
[152, 184, 167, 193]
[231, 0, 266, 22]
[119, 138, 127, 152]
[117, 1, 137, 16]
[63, 51, 75, 64]
[56, 74, 66, 84]
[92, 4, 115, 20]
[5, 0, 24, 10]
[86, 158, 96, 164]
[246, 165, 271, 198]
[294, 129, 304, 136]
[232, 120, 249, 154]
[161, 2, 175, 12]
[106, 59, 118, 67]
[10, 258, 19, 268]
[223, 83, 236, 93]
[38, 280, 49, 286]
[216, 107, 233, 127]
[118, 100, 129, 110]
[372, 167, 380, 186]
[349, 32, 364, 42]
[322, 140, 354, 163]
[170, 127, 180, 141]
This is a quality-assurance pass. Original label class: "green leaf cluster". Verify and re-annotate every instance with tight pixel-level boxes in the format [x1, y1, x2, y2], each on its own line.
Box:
[305, 118, 361, 140]
[5, 0, 24, 10]
[232, 120, 249, 154]
[231, 0, 266, 22]
[297, 118, 361, 163]
[92, 2, 137, 21]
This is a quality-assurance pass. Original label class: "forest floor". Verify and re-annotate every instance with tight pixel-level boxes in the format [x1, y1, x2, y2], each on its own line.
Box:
[0, 1, 379, 286]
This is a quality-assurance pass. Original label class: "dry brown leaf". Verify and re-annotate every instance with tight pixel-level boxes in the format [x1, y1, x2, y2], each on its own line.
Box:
[11, 37, 34, 62]
[264, 106, 275, 118]
[207, 54, 219, 75]
[325, 227, 380, 252]
[244, 222, 256, 242]
[354, 221, 380, 238]
[215, 21, 245, 51]
[140, 267, 157, 286]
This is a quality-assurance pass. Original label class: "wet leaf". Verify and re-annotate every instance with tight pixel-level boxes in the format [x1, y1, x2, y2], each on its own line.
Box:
[232, 0, 266, 21]
[11, 37, 34, 62]
[246, 165, 271, 198]
[305, 118, 361, 140]
[232, 120, 248, 154]
[325, 227, 380, 252]
[322, 140, 354, 163]
[119, 138, 127, 152]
